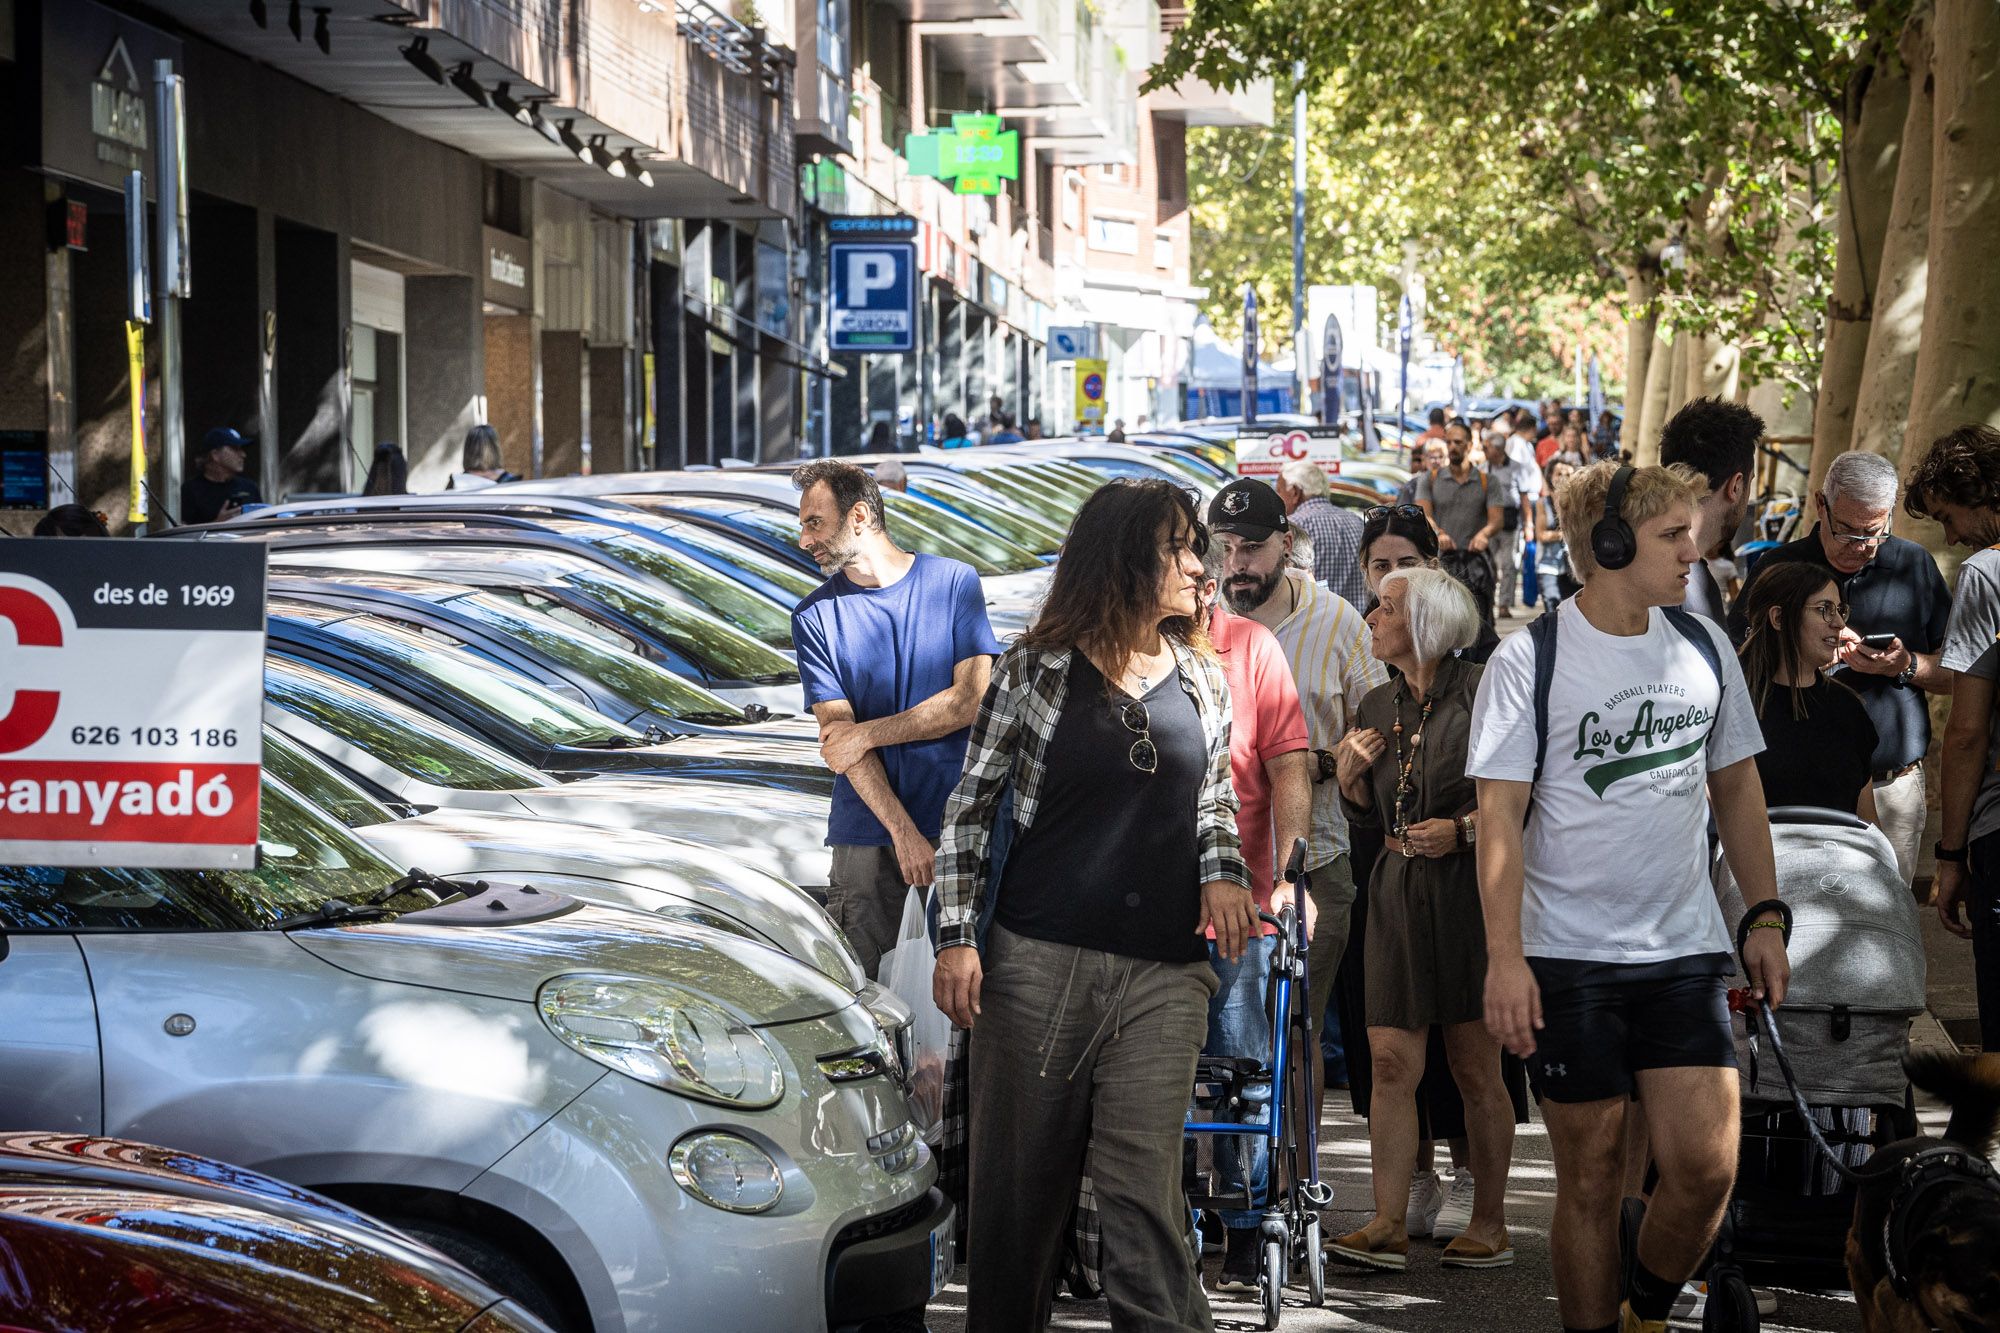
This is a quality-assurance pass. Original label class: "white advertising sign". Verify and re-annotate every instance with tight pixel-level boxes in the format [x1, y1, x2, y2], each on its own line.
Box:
[0, 539, 266, 868]
[1235, 426, 1347, 479]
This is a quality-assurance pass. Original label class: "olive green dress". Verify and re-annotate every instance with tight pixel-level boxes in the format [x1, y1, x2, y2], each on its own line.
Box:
[1340, 654, 1489, 1030]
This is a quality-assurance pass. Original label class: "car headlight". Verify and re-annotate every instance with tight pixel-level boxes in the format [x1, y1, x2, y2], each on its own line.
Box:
[668, 1132, 784, 1213]
[858, 982, 914, 1083]
[537, 974, 785, 1109]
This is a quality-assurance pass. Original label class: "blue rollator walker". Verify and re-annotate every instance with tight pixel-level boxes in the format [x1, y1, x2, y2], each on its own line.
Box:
[1183, 838, 1332, 1328]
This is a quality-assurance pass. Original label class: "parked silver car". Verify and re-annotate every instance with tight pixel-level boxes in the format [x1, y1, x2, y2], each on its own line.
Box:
[261, 726, 914, 1070]
[0, 777, 950, 1332]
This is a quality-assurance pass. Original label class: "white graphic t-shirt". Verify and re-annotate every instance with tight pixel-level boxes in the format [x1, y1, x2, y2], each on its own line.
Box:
[1466, 598, 1765, 963]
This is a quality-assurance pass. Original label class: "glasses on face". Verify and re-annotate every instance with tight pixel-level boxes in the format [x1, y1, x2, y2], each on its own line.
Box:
[1809, 599, 1850, 625]
[1828, 523, 1891, 548]
[1120, 700, 1157, 775]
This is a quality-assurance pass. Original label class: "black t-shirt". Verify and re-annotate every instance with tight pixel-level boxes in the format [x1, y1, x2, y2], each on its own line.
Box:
[995, 654, 1208, 963]
[1752, 675, 1880, 816]
[180, 472, 262, 526]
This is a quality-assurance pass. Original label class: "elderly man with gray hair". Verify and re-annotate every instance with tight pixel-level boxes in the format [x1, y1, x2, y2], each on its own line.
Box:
[1274, 459, 1368, 608]
[1727, 450, 1954, 889]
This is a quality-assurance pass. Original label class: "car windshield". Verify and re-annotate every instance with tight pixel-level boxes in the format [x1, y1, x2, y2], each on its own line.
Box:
[882, 492, 1042, 572]
[909, 477, 1064, 555]
[446, 592, 748, 724]
[537, 570, 796, 684]
[959, 466, 1086, 527]
[312, 611, 640, 748]
[557, 526, 796, 648]
[264, 657, 552, 791]
[261, 727, 397, 827]
[0, 779, 427, 932]
[649, 494, 1015, 576]
[646, 516, 820, 600]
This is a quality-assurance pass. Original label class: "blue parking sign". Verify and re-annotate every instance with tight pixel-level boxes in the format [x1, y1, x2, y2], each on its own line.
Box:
[830, 241, 917, 354]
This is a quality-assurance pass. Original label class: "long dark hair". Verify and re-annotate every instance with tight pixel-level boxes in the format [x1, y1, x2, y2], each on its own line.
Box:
[363, 442, 407, 496]
[1022, 479, 1209, 667]
[1738, 561, 1842, 719]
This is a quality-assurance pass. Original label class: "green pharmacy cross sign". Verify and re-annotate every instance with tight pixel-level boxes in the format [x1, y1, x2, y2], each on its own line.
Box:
[904, 114, 1021, 196]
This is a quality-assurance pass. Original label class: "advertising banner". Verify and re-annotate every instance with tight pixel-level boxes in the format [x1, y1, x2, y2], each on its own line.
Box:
[1235, 425, 1347, 479]
[0, 539, 266, 869]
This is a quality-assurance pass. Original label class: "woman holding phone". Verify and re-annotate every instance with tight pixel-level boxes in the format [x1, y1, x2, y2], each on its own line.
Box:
[1736, 561, 1881, 821]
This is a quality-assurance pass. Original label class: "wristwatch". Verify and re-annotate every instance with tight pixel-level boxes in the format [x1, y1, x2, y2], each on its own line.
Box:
[1934, 841, 1969, 865]
[1896, 655, 1918, 687]
[1312, 749, 1337, 785]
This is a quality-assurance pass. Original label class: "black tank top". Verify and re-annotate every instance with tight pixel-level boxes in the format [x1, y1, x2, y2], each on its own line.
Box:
[994, 654, 1207, 963]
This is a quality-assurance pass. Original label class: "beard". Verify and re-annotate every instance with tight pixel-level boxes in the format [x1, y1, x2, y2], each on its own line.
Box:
[807, 532, 859, 574]
[1222, 566, 1284, 614]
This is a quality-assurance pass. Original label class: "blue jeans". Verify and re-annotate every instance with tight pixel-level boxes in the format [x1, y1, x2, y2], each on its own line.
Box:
[1204, 936, 1277, 1229]
[1537, 567, 1566, 609]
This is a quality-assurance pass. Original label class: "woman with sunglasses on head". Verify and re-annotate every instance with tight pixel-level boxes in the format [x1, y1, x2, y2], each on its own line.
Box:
[1361, 505, 1502, 663]
[1327, 568, 1517, 1271]
[1737, 561, 1882, 822]
[933, 478, 1254, 1332]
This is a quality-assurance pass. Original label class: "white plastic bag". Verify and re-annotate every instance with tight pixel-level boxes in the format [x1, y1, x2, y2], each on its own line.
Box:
[879, 887, 952, 1137]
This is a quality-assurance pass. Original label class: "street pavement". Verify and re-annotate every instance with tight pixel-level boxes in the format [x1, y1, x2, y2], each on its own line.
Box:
[928, 600, 1980, 1333]
[925, 1082, 1889, 1332]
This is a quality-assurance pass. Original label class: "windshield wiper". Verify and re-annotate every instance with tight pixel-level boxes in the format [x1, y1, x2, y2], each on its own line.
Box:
[270, 901, 400, 931]
[270, 868, 477, 931]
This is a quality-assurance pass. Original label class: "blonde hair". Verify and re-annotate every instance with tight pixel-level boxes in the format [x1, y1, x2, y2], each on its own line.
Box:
[1558, 462, 1707, 581]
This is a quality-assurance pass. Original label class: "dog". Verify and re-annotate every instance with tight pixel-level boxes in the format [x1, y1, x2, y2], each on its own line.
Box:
[1847, 1051, 2000, 1332]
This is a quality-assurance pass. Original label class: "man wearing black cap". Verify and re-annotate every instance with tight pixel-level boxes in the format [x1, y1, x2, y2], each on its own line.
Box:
[180, 428, 262, 525]
[1210, 476, 1386, 1132]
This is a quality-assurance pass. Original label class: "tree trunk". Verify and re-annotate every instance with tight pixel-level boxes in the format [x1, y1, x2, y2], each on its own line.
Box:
[1854, 0, 1936, 469]
[1664, 328, 1692, 417]
[1685, 332, 1740, 404]
[1622, 268, 1659, 454]
[1899, 0, 2000, 565]
[1809, 38, 1911, 494]
[1634, 323, 1676, 464]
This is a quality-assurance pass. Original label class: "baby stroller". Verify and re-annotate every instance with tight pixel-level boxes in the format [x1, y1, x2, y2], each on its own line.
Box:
[1182, 840, 1332, 1329]
[1623, 807, 1926, 1331]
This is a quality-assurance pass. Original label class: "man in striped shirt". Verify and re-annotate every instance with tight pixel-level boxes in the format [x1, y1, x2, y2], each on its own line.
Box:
[1210, 478, 1388, 1106]
[1275, 459, 1369, 609]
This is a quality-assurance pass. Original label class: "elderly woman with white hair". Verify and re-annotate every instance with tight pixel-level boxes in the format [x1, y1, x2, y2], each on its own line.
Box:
[1325, 567, 1517, 1273]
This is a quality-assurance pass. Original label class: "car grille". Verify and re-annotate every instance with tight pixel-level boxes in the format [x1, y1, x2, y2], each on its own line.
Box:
[832, 1192, 932, 1247]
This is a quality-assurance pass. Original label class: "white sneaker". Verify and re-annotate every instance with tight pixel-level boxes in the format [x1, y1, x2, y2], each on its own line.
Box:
[1405, 1168, 1444, 1239]
[1433, 1168, 1475, 1240]
[1670, 1282, 1779, 1323]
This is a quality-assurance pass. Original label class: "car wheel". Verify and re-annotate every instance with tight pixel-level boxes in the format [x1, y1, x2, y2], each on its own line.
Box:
[392, 1217, 583, 1333]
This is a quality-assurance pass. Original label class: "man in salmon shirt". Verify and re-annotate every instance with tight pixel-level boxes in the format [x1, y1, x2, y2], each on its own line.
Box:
[1198, 566, 1312, 1295]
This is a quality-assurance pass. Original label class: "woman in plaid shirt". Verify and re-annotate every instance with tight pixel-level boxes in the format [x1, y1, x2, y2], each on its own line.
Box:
[932, 479, 1256, 1332]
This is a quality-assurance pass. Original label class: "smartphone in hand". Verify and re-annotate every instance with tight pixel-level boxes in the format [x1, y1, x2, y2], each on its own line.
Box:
[1858, 633, 1898, 651]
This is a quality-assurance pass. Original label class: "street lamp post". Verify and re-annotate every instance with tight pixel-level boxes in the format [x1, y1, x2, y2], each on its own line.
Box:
[1291, 60, 1307, 419]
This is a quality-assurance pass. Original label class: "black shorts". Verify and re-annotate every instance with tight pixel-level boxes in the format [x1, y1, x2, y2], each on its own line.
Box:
[1524, 953, 1736, 1104]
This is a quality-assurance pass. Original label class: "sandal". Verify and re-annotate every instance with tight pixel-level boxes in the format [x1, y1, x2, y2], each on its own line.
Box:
[1440, 1229, 1515, 1269]
[1326, 1227, 1408, 1272]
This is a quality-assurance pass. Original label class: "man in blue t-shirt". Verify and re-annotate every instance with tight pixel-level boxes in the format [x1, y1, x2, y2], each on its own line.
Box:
[791, 459, 1005, 978]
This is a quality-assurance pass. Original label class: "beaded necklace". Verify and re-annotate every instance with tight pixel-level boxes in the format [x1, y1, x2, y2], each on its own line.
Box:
[1391, 683, 1436, 856]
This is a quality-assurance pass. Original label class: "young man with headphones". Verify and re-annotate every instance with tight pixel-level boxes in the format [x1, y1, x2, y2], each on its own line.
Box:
[1462, 462, 1792, 1333]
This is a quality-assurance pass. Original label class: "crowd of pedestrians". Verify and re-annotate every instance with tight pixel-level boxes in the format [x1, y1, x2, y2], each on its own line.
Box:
[780, 405, 2000, 1333]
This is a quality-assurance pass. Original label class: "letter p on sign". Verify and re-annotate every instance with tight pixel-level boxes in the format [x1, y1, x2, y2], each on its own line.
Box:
[848, 252, 897, 300]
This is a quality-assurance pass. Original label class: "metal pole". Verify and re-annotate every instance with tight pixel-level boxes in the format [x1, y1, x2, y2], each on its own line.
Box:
[1291, 60, 1308, 418]
[153, 60, 188, 524]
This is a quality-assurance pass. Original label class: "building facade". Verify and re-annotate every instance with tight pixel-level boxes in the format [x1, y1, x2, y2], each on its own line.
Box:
[0, 0, 1264, 529]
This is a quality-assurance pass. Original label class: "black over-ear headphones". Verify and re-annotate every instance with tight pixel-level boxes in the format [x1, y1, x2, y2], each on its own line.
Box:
[1591, 465, 1638, 571]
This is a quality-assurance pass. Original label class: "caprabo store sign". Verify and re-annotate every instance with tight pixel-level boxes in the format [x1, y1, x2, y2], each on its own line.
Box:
[0, 539, 266, 869]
